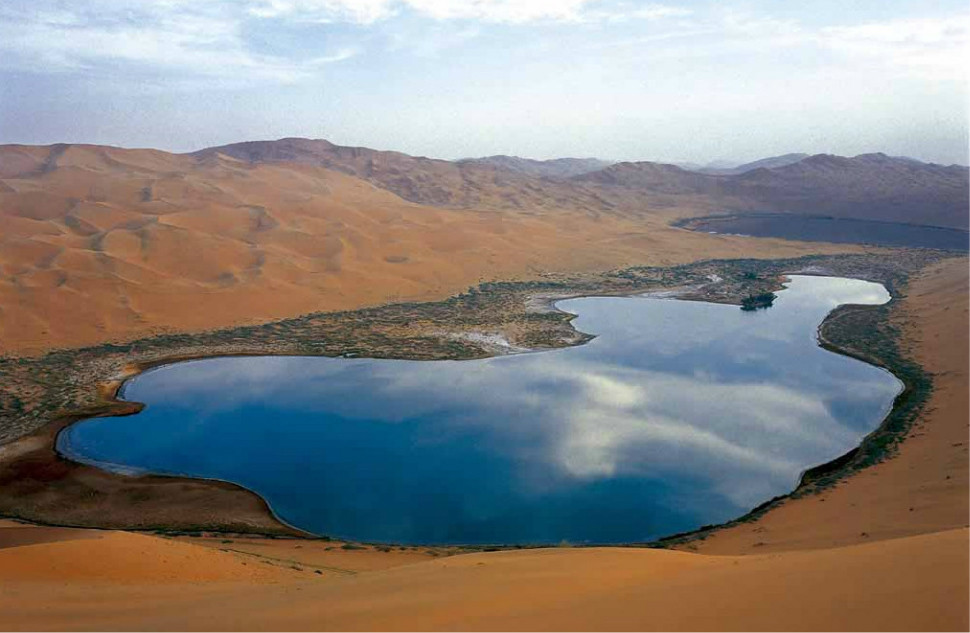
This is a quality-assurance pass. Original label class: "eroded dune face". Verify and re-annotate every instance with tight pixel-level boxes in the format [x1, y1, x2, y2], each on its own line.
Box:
[0, 144, 835, 355]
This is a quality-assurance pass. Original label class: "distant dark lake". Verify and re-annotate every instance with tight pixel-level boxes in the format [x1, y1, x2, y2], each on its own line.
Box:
[58, 276, 901, 545]
[680, 213, 969, 251]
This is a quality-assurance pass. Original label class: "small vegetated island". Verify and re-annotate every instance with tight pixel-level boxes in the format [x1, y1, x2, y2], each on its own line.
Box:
[740, 292, 777, 311]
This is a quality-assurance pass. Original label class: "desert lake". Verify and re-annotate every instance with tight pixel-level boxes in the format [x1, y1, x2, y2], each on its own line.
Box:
[57, 276, 902, 545]
[680, 213, 970, 251]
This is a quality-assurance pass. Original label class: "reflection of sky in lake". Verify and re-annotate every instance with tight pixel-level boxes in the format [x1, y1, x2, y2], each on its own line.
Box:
[59, 276, 901, 545]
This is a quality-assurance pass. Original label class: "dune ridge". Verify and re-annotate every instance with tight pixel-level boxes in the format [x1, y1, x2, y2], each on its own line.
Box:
[0, 139, 966, 630]
[1, 522, 965, 630]
[1, 141, 867, 356]
[0, 252, 965, 632]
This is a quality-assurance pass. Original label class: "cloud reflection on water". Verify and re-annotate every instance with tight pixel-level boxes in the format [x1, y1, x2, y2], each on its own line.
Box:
[69, 275, 901, 542]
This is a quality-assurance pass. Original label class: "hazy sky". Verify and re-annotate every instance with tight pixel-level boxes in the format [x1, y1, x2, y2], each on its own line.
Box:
[1, 0, 967, 164]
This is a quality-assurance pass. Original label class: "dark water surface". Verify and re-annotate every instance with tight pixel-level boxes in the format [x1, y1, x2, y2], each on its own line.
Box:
[684, 214, 969, 251]
[59, 276, 901, 545]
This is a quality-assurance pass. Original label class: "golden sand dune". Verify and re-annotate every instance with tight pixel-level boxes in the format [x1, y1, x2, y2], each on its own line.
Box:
[0, 252, 964, 632]
[0, 522, 965, 631]
[0, 143, 858, 355]
[0, 521, 288, 585]
[0, 140, 965, 629]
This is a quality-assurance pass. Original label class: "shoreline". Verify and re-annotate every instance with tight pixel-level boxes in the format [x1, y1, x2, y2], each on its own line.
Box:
[655, 285, 930, 549]
[4, 265, 928, 547]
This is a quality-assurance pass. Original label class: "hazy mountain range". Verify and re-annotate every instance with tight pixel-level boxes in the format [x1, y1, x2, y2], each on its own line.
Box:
[1, 137, 967, 353]
[455, 155, 613, 179]
[3, 138, 966, 228]
[681, 153, 811, 175]
[579, 152, 968, 229]
[188, 138, 968, 227]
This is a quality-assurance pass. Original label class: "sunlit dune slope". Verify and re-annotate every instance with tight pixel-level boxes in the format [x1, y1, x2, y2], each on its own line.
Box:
[0, 521, 289, 585]
[0, 519, 965, 631]
[0, 262, 964, 632]
[0, 145, 966, 631]
[0, 142, 850, 355]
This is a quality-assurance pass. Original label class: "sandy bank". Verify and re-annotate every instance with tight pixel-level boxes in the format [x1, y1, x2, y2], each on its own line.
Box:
[4, 252, 924, 534]
[0, 257, 965, 631]
[0, 520, 965, 631]
[687, 256, 969, 554]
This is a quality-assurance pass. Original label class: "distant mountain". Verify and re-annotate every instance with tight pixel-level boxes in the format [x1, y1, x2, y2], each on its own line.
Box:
[571, 161, 720, 195]
[192, 137, 503, 207]
[670, 161, 708, 172]
[455, 155, 612, 179]
[724, 153, 969, 229]
[191, 138, 601, 209]
[0, 139, 970, 354]
[192, 140, 969, 227]
[0, 141, 642, 353]
[2, 139, 968, 354]
[701, 159, 739, 170]
[570, 152, 969, 228]
[191, 137, 445, 189]
[691, 153, 811, 176]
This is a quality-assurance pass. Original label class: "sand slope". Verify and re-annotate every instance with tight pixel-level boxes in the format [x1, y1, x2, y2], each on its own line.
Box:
[0, 522, 965, 631]
[0, 258, 966, 632]
[1, 142, 966, 630]
[0, 143, 857, 355]
[0, 522, 288, 585]
[690, 257, 969, 554]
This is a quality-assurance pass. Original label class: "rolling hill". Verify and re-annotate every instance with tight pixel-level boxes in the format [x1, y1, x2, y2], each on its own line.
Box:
[192, 138, 610, 210]
[0, 140, 798, 354]
[689, 153, 811, 175]
[572, 160, 721, 194]
[574, 151, 968, 229]
[454, 155, 613, 179]
[0, 139, 966, 632]
[725, 153, 969, 228]
[2, 138, 966, 354]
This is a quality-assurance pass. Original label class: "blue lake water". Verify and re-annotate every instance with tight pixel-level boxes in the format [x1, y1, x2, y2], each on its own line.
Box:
[58, 276, 902, 545]
[686, 214, 970, 251]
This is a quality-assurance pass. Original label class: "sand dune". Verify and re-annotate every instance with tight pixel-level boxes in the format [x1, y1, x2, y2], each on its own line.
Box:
[0, 520, 965, 631]
[1, 143, 859, 356]
[0, 142, 966, 630]
[0, 521, 288, 585]
[0, 256, 964, 632]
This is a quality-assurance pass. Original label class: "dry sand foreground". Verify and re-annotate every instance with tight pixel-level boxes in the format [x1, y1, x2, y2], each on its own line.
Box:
[0, 258, 966, 631]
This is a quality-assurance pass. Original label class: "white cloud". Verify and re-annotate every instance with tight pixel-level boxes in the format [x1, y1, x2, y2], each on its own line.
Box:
[583, 9, 967, 84]
[246, 0, 674, 24]
[631, 5, 692, 20]
[107, 276, 901, 518]
[403, 0, 591, 23]
[0, 0, 695, 86]
[247, 0, 397, 24]
[0, 2, 358, 86]
[821, 15, 970, 81]
[1, 0, 963, 105]
[581, 372, 646, 408]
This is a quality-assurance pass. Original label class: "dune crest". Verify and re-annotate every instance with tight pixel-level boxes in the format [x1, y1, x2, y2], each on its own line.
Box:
[1, 142, 863, 356]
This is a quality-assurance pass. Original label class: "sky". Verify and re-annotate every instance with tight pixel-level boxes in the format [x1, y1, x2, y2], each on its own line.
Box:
[0, 0, 967, 165]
